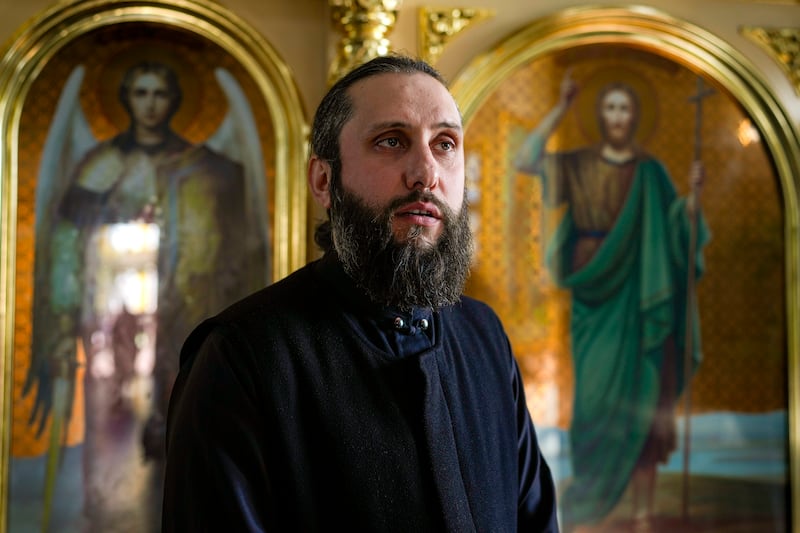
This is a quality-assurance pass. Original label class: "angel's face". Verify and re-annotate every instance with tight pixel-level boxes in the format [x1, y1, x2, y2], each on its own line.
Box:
[127, 72, 173, 130]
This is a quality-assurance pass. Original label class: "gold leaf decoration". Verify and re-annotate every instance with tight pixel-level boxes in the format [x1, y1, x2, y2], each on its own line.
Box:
[418, 7, 494, 65]
[741, 26, 800, 94]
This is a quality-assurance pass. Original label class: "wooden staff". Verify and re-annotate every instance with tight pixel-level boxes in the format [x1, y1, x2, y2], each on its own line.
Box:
[682, 75, 715, 522]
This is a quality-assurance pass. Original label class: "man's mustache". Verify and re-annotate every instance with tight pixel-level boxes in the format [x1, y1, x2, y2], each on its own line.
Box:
[384, 190, 451, 220]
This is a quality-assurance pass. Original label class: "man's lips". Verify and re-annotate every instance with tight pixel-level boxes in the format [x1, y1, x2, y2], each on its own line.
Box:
[395, 201, 441, 226]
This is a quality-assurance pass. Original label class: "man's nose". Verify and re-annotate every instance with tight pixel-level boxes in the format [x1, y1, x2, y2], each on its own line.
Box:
[405, 145, 439, 191]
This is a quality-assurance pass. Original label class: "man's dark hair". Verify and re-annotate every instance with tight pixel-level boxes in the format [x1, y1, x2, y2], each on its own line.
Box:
[311, 55, 448, 252]
[119, 61, 183, 123]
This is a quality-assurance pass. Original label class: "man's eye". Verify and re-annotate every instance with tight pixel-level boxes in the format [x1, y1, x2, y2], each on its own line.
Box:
[435, 139, 457, 152]
[378, 137, 401, 148]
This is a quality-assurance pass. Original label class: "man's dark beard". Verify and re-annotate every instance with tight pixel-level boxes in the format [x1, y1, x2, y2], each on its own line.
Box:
[330, 186, 473, 311]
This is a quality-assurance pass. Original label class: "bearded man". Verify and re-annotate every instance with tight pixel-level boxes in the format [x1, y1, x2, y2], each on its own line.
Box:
[162, 54, 559, 532]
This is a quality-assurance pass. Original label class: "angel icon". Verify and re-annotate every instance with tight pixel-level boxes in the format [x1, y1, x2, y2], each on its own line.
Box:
[24, 57, 271, 497]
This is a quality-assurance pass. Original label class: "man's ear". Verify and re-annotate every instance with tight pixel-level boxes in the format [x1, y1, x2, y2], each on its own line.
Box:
[308, 155, 332, 209]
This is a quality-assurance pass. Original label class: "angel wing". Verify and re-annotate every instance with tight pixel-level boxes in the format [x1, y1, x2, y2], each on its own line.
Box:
[205, 68, 271, 279]
[35, 65, 96, 235]
[25, 65, 98, 434]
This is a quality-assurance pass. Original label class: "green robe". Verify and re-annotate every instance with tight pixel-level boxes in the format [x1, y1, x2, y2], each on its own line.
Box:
[541, 147, 710, 525]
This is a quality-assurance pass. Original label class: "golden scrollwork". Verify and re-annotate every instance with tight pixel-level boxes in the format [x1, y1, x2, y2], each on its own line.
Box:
[328, 0, 401, 86]
[418, 7, 494, 65]
[741, 26, 800, 95]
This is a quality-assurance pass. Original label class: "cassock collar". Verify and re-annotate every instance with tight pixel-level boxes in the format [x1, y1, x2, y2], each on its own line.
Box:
[315, 251, 434, 336]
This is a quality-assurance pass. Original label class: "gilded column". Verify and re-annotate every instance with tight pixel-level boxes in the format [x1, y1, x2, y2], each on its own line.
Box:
[328, 0, 401, 86]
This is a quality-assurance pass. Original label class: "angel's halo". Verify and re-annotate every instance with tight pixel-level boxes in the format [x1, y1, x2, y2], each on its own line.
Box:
[87, 42, 221, 142]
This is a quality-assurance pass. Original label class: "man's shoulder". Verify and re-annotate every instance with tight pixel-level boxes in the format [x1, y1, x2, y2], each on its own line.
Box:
[452, 293, 493, 312]
[177, 260, 324, 366]
[216, 260, 322, 325]
[440, 296, 513, 373]
[444, 294, 503, 330]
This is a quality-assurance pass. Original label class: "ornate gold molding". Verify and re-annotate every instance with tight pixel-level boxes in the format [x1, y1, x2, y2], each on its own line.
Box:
[741, 26, 800, 95]
[418, 7, 494, 65]
[328, 0, 401, 86]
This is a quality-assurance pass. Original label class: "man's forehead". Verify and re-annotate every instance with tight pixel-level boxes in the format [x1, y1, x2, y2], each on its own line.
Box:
[346, 72, 462, 127]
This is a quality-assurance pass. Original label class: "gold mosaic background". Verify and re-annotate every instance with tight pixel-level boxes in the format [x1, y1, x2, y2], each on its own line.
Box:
[12, 23, 277, 456]
[462, 45, 786, 430]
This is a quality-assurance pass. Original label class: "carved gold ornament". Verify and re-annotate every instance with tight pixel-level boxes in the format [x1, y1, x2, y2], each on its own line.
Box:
[328, 0, 401, 86]
[741, 26, 800, 94]
[418, 7, 494, 65]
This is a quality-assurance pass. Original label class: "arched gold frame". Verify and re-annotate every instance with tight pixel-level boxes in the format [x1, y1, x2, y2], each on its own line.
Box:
[451, 4, 800, 529]
[0, 0, 308, 529]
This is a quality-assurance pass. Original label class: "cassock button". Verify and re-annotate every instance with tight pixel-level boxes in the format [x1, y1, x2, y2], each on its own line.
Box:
[393, 317, 405, 330]
[418, 318, 429, 331]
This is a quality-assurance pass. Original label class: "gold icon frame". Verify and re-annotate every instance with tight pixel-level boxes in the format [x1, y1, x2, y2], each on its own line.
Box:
[0, 1, 308, 530]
